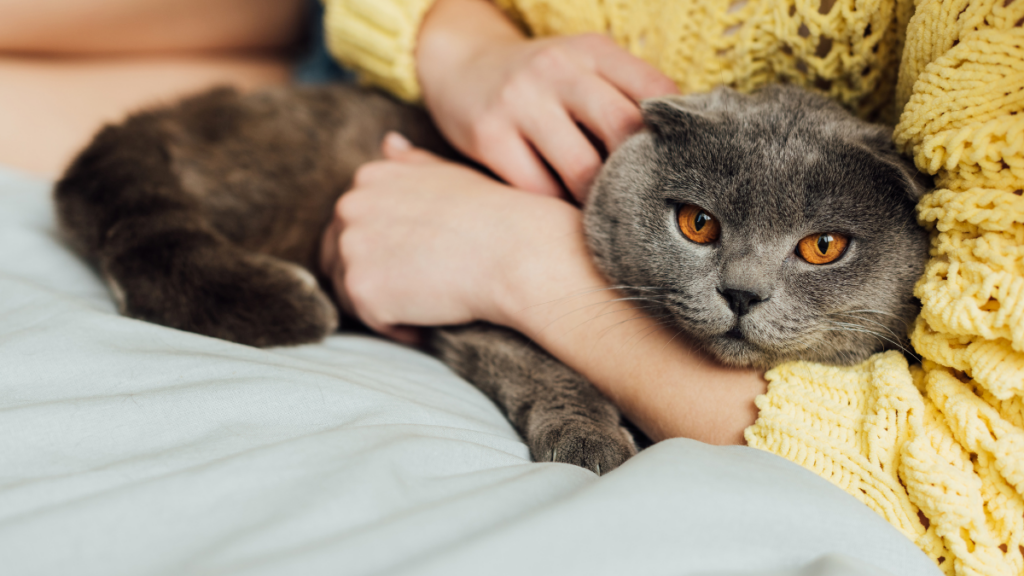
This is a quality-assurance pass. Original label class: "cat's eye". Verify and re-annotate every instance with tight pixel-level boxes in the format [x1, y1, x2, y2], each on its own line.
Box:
[797, 233, 849, 264]
[677, 204, 720, 244]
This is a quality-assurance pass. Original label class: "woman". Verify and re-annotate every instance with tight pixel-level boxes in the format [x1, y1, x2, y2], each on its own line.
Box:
[319, 0, 1024, 572]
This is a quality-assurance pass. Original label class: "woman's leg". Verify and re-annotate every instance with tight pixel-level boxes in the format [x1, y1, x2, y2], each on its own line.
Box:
[0, 53, 291, 177]
[0, 0, 308, 176]
[0, 0, 306, 54]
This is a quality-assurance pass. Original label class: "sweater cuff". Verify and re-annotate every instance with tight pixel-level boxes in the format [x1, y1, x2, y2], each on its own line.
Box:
[323, 0, 438, 102]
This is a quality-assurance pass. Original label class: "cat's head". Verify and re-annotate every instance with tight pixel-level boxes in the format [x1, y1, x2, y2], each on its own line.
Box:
[584, 85, 930, 369]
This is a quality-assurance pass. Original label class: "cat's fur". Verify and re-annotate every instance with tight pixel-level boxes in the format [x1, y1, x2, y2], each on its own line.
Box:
[588, 88, 931, 368]
[55, 84, 929, 474]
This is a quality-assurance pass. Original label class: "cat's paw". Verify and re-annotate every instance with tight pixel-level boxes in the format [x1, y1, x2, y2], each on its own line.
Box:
[531, 417, 637, 475]
[219, 255, 340, 347]
[106, 243, 338, 347]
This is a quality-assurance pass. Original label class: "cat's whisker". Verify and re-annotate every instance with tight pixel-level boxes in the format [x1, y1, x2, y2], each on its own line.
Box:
[569, 305, 676, 338]
[534, 296, 673, 336]
[630, 318, 683, 350]
[840, 309, 902, 317]
[612, 314, 681, 351]
[616, 286, 679, 292]
[830, 310, 903, 323]
[825, 322, 904, 348]
[522, 285, 678, 311]
[828, 313, 907, 347]
[822, 323, 919, 360]
[581, 298, 675, 325]
[831, 309, 912, 330]
[517, 285, 632, 312]
[822, 326, 891, 352]
[827, 320, 906, 346]
[659, 323, 694, 354]
[592, 306, 677, 329]
[583, 311, 675, 351]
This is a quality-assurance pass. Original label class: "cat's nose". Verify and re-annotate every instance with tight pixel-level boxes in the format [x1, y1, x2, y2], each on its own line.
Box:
[719, 288, 765, 316]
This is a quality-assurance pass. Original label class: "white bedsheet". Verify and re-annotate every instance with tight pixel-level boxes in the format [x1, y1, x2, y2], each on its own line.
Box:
[0, 166, 940, 576]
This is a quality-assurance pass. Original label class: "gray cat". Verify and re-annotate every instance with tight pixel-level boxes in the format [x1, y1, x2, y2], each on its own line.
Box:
[55, 84, 929, 474]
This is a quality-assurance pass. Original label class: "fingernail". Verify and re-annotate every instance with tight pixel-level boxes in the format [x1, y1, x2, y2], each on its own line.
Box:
[384, 131, 412, 152]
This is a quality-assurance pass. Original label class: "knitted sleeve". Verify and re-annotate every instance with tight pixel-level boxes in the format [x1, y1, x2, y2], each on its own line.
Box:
[322, 0, 438, 102]
[745, 0, 1024, 573]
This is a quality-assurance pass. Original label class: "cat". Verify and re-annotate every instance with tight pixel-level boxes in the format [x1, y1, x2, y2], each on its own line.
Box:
[54, 83, 930, 474]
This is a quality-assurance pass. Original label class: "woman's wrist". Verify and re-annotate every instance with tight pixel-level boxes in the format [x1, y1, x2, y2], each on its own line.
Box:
[488, 200, 598, 330]
[416, 0, 524, 109]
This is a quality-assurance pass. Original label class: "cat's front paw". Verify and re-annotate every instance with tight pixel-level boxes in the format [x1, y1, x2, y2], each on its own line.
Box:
[531, 417, 637, 475]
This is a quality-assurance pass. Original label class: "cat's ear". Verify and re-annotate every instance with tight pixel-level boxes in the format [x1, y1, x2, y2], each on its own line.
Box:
[874, 152, 932, 202]
[898, 161, 933, 201]
[854, 125, 932, 202]
[640, 96, 715, 139]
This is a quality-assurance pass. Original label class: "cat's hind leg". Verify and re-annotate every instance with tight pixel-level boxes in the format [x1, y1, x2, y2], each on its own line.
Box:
[99, 216, 338, 347]
[431, 324, 637, 475]
[54, 117, 338, 347]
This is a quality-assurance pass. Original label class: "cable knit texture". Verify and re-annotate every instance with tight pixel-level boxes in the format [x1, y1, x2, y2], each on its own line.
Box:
[323, 0, 1024, 573]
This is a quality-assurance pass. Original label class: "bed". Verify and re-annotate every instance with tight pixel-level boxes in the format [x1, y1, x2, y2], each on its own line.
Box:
[0, 165, 941, 575]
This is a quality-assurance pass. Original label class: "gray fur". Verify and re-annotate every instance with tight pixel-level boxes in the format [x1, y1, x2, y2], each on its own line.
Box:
[54, 84, 928, 474]
[586, 85, 929, 369]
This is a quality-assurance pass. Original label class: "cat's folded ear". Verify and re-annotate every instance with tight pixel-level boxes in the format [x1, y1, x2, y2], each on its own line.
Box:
[871, 150, 933, 203]
[640, 95, 716, 140]
[854, 125, 933, 202]
[897, 160, 933, 201]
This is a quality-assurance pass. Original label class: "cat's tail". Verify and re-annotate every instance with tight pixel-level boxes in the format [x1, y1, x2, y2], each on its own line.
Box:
[54, 113, 338, 347]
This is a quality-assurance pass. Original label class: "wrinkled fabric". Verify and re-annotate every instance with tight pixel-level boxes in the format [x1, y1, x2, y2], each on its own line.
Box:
[0, 167, 938, 575]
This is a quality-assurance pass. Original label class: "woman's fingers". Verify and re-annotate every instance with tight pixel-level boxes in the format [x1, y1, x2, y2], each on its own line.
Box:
[376, 325, 423, 346]
[381, 131, 442, 163]
[489, 35, 677, 200]
[318, 214, 356, 317]
[557, 70, 645, 155]
[383, 129, 564, 197]
[474, 122, 566, 197]
[582, 34, 679, 102]
[416, 28, 678, 202]
[516, 98, 603, 201]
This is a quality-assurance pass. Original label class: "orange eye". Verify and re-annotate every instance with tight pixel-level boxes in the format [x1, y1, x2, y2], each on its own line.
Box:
[677, 204, 720, 244]
[797, 233, 849, 264]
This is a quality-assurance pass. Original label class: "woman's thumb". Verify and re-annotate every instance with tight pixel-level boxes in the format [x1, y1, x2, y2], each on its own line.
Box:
[382, 132, 440, 163]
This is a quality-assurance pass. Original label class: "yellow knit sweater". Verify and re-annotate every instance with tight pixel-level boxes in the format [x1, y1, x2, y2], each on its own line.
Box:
[323, 1, 1024, 574]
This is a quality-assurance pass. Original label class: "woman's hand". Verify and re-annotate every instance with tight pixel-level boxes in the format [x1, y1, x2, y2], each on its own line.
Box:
[416, 0, 678, 201]
[321, 134, 766, 445]
[320, 132, 593, 340]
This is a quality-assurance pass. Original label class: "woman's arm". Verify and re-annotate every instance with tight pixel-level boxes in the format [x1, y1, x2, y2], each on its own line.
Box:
[323, 136, 765, 445]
